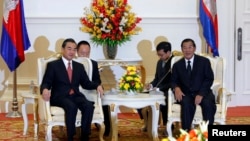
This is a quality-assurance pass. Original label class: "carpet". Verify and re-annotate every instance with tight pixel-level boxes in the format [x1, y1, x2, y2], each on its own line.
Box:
[226, 106, 250, 117]
[0, 106, 250, 141]
[0, 114, 157, 141]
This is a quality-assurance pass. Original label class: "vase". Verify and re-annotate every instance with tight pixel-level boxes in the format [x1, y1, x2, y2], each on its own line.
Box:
[125, 90, 136, 95]
[103, 44, 118, 59]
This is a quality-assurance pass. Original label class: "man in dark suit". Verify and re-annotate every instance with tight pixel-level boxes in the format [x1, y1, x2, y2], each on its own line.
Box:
[139, 41, 174, 132]
[77, 40, 110, 136]
[41, 38, 104, 141]
[171, 38, 216, 131]
[77, 40, 101, 84]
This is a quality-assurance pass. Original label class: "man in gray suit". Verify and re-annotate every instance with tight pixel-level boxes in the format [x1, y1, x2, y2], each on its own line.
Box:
[41, 38, 104, 141]
[171, 38, 216, 131]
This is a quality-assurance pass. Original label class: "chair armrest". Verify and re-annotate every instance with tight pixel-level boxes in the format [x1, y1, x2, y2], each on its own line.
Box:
[168, 88, 175, 116]
[80, 88, 104, 119]
[97, 92, 104, 119]
[96, 92, 102, 106]
[211, 81, 221, 103]
[80, 88, 97, 102]
[38, 95, 53, 122]
[216, 87, 232, 118]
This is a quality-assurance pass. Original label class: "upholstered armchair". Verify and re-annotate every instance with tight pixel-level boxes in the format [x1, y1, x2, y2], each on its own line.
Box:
[166, 52, 231, 137]
[38, 55, 105, 141]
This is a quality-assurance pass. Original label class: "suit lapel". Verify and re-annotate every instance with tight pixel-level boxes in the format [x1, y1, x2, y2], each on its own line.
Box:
[71, 61, 78, 84]
[191, 55, 199, 78]
[179, 58, 191, 84]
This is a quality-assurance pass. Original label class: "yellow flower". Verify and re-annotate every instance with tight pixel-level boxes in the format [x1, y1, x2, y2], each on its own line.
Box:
[119, 66, 143, 92]
[124, 83, 130, 90]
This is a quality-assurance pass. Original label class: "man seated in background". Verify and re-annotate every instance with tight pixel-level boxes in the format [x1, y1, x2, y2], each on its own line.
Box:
[77, 40, 101, 84]
[139, 41, 174, 134]
[77, 40, 110, 136]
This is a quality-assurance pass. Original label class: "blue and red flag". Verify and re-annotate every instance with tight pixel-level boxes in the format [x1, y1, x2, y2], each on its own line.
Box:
[0, 0, 30, 71]
[199, 0, 219, 56]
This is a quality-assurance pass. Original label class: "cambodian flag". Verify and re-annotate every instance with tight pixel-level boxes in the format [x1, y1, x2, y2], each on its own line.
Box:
[199, 0, 219, 56]
[0, 0, 30, 71]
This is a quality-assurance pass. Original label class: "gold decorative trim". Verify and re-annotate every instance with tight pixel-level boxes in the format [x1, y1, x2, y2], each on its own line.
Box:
[45, 53, 62, 60]
[110, 104, 115, 112]
[155, 102, 160, 110]
[172, 50, 183, 56]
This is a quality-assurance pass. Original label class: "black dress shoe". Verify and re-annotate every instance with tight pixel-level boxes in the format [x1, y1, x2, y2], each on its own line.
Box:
[171, 124, 175, 131]
[104, 127, 110, 136]
[95, 123, 100, 130]
[67, 136, 74, 141]
[104, 130, 110, 136]
[80, 134, 89, 141]
[141, 125, 147, 132]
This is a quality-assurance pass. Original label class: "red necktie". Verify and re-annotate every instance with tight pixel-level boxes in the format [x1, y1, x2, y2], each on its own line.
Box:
[67, 62, 74, 95]
[67, 62, 72, 82]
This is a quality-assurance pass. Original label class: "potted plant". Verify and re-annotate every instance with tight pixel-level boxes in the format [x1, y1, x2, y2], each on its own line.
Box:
[80, 0, 142, 59]
[119, 66, 144, 94]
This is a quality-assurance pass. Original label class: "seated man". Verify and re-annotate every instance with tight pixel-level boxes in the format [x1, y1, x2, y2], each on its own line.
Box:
[139, 41, 174, 132]
[77, 40, 110, 136]
[41, 38, 104, 141]
[171, 38, 216, 131]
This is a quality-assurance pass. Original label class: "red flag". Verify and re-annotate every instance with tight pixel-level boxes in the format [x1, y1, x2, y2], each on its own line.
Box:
[0, 0, 31, 71]
[199, 0, 219, 56]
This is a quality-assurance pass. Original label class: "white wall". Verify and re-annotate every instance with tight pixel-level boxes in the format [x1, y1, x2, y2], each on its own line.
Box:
[23, 0, 202, 59]
[24, 0, 197, 17]
[25, 17, 201, 60]
[1, 0, 236, 106]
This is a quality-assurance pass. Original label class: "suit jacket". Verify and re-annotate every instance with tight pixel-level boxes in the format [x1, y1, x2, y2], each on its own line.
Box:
[40, 58, 99, 102]
[151, 55, 173, 92]
[91, 59, 101, 85]
[171, 54, 214, 97]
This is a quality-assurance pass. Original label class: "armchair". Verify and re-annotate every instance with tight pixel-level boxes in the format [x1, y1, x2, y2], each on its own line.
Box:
[38, 56, 105, 141]
[166, 53, 231, 137]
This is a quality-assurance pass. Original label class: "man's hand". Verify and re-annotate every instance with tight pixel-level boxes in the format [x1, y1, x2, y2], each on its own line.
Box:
[174, 87, 185, 102]
[195, 95, 203, 105]
[145, 83, 153, 90]
[42, 88, 51, 101]
[97, 85, 104, 98]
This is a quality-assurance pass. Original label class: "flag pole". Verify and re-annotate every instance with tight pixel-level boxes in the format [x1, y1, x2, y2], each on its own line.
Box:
[206, 43, 209, 54]
[1, 0, 30, 117]
[6, 70, 22, 117]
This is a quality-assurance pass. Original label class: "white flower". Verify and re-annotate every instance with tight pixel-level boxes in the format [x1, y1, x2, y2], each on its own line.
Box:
[199, 121, 209, 133]
[99, 13, 104, 18]
[119, 17, 127, 27]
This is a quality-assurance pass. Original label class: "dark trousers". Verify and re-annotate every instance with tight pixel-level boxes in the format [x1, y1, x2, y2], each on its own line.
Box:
[160, 105, 168, 125]
[137, 93, 168, 125]
[160, 91, 168, 125]
[51, 94, 94, 139]
[102, 105, 111, 135]
[180, 93, 216, 131]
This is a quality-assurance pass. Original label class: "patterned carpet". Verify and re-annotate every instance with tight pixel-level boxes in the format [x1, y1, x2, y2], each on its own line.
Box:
[0, 107, 250, 141]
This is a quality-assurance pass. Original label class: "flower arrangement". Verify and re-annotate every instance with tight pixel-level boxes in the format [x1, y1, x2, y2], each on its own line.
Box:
[80, 0, 142, 47]
[162, 121, 208, 141]
[119, 66, 143, 93]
